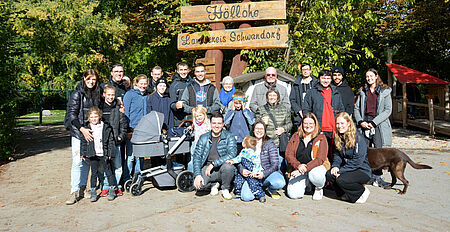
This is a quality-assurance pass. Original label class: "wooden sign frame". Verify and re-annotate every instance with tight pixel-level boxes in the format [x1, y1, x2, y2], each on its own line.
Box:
[178, 24, 289, 50]
[181, 1, 286, 24]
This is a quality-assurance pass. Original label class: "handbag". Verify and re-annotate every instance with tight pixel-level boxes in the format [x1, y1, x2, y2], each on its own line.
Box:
[264, 105, 290, 153]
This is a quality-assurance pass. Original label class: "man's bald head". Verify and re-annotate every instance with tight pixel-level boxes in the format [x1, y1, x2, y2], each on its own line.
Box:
[265, 67, 278, 87]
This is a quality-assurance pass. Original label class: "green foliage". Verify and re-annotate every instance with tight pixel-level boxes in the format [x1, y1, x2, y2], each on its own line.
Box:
[243, 0, 379, 81]
[11, 0, 128, 90]
[0, 1, 18, 161]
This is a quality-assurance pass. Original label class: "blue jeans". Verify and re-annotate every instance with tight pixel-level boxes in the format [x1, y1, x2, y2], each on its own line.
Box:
[70, 137, 89, 193]
[102, 145, 122, 190]
[240, 171, 286, 202]
[122, 138, 141, 181]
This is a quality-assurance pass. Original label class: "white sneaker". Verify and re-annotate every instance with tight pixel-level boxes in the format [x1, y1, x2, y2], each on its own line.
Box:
[221, 189, 232, 200]
[210, 182, 220, 196]
[312, 187, 323, 201]
[356, 186, 370, 204]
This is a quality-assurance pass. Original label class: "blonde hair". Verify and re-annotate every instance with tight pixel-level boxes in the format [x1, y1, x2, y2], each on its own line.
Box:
[87, 106, 102, 122]
[334, 112, 356, 151]
[297, 113, 321, 138]
[133, 74, 148, 87]
[192, 105, 209, 126]
[242, 136, 258, 150]
[103, 84, 116, 92]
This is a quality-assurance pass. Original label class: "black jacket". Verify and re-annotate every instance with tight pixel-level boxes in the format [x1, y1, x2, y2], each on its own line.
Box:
[80, 122, 116, 159]
[302, 84, 345, 126]
[100, 77, 127, 100]
[169, 73, 193, 126]
[332, 79, 355, 115]
[66, 82, 101, 139]
[289, 75, 318, 123]
[100, 100, 127, 145]
[146, 92, 174, 130]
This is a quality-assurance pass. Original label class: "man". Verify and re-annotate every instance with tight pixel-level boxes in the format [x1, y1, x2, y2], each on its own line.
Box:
[332, 66, 354, 116]
[249, 67, 290, 113]
[193, 112, 237, 199]
[147, 66, 164, 93]
[177, 63, 221, 115]
[101, 64, 127, 100]
[289, 63, 318, 126]
[170, 62, 193, 126]
[303, 70, 345, 159]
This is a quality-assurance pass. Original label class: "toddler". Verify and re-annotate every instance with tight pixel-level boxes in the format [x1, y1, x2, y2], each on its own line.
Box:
[226, 136, 265, 202]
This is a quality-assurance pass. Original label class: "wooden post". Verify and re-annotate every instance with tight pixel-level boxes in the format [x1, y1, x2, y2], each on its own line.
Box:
[428, 98, 435, 137]
[387, 48, 393, 88]
[402, 83, 407, 128]
[206, 0, 226, 91]
[445, 84, 450, 121]
[229, 22, 251, 78]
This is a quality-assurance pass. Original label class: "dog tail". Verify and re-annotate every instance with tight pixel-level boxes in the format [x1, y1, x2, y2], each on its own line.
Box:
[402, 150, 433, 169]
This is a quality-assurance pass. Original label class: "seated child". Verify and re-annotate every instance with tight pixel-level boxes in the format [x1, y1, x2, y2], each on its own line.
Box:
[224, 90, 255, 153]
[81, 106, 117, 202]
[226, 136, 265, 202]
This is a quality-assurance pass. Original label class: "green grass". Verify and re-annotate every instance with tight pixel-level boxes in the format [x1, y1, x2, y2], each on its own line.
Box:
[16, 110, 65, 126]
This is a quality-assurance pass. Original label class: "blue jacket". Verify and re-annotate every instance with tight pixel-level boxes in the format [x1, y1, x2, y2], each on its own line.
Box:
[193, 130, 237, 177]
[123, 88, 147, 129]
[224, 109, 255, 143]
[146, 92, 174, 130]
[332, 133, 372, 177]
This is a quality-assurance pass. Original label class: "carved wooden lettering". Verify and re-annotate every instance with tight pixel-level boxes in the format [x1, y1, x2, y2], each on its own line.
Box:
[178, 25, 289, 50]
[181, 1, 286, 24]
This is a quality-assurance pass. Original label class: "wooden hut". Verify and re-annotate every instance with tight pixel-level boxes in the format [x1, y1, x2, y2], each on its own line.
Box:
[386, 62, 450, 136]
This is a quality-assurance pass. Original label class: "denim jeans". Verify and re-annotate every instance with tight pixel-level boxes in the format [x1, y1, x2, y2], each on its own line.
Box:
[240, 171, 286, 202]
[287, 165, 327, 199]
[70, 137, 89, 193]
[102, 145, 122, 190]
[122, 138, 141, 181]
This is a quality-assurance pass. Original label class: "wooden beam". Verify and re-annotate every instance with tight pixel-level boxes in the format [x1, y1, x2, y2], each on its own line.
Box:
[205, 73, 215, 81]
[204, 65, 215, 74]
[428, 98, 435, 137]
[181, 1, 286, 24]
[178, 24, 289, 50]
[402, 83, 407, 128]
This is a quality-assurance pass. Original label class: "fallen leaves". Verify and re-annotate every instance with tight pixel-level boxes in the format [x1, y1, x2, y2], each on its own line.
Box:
[235, 211, 241, 216]
[291, 212, 299, 215]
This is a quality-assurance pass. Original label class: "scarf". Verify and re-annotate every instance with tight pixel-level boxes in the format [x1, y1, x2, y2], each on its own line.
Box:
[219, 86, 236, 106]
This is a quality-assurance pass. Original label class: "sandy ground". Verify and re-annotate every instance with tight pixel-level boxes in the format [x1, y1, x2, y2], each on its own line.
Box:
[0, 125, 449, 231]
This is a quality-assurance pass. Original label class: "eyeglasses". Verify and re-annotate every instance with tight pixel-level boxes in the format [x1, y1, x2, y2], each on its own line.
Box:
[113, 71, 124, 73]
[266, 74, 277, 77]
[302, 68, 311, 71]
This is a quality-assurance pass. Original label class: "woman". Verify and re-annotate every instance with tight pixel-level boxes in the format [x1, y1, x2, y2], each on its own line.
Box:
[354, 68, 392, 186]
[326, 112, 371, 203]
[255, 88, 292, 149]
[65, 69, 101, 205]
[285, 113, 330, 200]
[146, 78, 174, 131]
[238, 121, 286, 201]
[219, 76, 236, 114]
[122, 75, 149, 182]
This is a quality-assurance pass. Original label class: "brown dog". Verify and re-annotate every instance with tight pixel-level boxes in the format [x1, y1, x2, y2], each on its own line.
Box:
[367, 148, 432, 194]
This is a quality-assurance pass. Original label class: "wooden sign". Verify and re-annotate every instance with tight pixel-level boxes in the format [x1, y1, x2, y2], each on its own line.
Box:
[181, 1, 286, 24]
[196, 57, 215, 65]
[178, 24, 288, 50]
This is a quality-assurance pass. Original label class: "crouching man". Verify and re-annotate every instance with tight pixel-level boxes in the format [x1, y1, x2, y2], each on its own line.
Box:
[193, 112, 237, 200]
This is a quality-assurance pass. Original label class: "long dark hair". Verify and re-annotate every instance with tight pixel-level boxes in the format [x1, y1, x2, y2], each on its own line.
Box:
[365, 68, 389, 89]
[82, 69, 101, 106]
[253, 121, 270, 148]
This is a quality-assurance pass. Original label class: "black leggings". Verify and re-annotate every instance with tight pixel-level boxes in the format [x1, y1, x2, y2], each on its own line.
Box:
[87, 156, 116, 189]
[326, 169, 370, 203]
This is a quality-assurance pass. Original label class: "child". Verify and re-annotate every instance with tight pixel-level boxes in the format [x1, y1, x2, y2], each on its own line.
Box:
[146, 78, 174, 131]
[187, 106, 211, 171]
[226, 136, 265, 202]
[224, 90, 255, 153]
[81, 106, 117, 202]
[99, 85, 127, 197]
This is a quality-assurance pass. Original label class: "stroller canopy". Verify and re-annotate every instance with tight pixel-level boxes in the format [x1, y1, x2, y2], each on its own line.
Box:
[131, 111, 164, 143]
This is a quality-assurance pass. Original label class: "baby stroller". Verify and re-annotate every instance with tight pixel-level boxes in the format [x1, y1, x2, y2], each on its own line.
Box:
[124, 111, 195, 196]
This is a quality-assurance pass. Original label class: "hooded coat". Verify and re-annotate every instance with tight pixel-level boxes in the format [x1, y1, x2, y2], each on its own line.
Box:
[169, 73, 193, 126]
[123, 88, 147, 129]
[302, 84, 345, 127]
[333, 79, 355, 116]
[289, 75, 319, 124]
[146, 91, 174, 130]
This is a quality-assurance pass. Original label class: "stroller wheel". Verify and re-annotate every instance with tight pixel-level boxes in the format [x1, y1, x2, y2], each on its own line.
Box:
[124, 179, 133, 193]
[176, 170, 195, 192]
[130, 182, 142, 196]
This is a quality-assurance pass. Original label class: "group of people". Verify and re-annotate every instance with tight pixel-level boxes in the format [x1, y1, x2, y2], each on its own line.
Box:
[65, 61, 392, 205]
